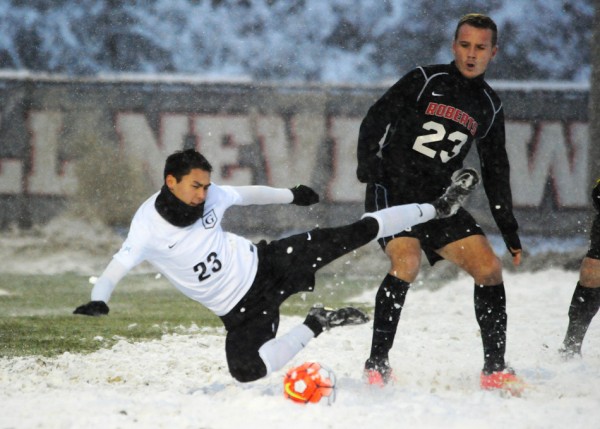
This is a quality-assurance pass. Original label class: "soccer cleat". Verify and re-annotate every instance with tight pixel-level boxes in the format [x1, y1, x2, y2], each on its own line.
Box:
[480, 368, 525, 396]
[558, 343, 582, 360]
[307, 304, 369, 331]
[433, 168, 480, 218]
[364, 357, 395, 386]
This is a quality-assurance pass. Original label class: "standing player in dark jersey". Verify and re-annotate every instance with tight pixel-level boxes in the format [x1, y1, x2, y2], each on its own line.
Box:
[560, 178, 600, 358]
[356, 13, 524, 395]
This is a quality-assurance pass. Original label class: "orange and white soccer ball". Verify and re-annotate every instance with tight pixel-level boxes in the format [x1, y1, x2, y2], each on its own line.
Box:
[283, 361, 337, 405]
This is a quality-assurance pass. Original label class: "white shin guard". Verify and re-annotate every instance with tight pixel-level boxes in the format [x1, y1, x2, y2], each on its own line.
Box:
[362, 203, 435, 240]
[258, 324, 315, 375]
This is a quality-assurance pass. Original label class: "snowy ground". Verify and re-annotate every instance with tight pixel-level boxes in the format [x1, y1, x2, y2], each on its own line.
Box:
[0, 218, 599, 428]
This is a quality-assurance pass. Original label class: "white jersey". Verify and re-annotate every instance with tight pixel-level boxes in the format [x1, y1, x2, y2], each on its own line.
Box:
[113, 184, 258, 316]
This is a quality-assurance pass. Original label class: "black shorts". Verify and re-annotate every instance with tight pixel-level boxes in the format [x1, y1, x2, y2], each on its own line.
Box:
[586, 215, 600, 260]
[219, 219, 377, 382]
[365, 182, 484, 265]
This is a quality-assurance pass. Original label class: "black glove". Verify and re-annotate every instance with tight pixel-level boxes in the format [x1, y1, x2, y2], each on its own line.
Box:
[592, 178, 600, 213]
[502, 230, 522, 256]
[73, 301, 109, 316]
[290, 185, 319, 206]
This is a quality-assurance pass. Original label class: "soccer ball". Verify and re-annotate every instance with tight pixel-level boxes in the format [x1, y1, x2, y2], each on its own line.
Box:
[283, 361, 336, 405]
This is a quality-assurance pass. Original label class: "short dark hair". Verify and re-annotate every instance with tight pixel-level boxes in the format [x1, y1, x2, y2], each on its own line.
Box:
[454, 13, 498, 47]
[163, 149, 213, 181]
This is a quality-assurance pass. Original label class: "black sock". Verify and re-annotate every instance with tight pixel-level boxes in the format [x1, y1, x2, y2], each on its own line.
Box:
[369, 274, 410, 361]
[562, 282, 600, 353]
[304, 314, 324, 337]
[474, 283, 507, 374]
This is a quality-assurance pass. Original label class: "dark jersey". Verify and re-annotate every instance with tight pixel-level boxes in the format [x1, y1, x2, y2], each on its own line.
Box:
[587, 180, 600, 259]
[357, 61, 518, 238]
[587, 214, 600, 260]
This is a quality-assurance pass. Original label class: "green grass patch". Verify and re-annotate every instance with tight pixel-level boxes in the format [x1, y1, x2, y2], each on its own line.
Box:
[0, 273, 371, 358]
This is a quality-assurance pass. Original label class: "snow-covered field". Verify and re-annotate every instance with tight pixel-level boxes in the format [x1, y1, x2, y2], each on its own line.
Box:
[0, 219, 599, 429]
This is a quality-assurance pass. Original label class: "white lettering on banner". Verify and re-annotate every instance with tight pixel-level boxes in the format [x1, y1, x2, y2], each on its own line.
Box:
[115, 112, 320, 187]
[258, 113, 322, 186]
[28, 111, 77, 195]
[506, 120, 588, 207]
[0, 115, 23, 194]
[193, 115, 252, 185]
[0, 158, 22, 193]
[328, 117, 362, 202]
[0, 111, 592, 210]
[116, 113, 189, 189]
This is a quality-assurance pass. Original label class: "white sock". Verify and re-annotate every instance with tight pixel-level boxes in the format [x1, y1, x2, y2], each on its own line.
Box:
[362, 203, 435, 240]
[258, 324, 315, 375]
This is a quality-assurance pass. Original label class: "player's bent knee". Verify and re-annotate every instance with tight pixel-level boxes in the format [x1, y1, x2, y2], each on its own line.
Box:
[471, 258, 503, 285]
[579, 257, 600, 287]
[387, 252, 421, 282]
[473, 272, 503, 285]
[389, 267, 418, 283]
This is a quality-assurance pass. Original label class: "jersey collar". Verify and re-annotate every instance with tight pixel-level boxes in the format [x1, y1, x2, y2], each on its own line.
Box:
[449, 61, 486, 87]
[154, 185, 205, 227]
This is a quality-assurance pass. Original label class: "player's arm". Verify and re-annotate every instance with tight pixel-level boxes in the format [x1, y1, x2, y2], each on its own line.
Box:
[73, 258, 129, 316]
[477, 109, 522, 266]
[356, 69, 421, 183]
[232, 185, 319, 206]
[356, 87, 395, 184]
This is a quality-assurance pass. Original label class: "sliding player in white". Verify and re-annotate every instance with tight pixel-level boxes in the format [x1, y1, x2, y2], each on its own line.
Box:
[74, 149, 478, 383]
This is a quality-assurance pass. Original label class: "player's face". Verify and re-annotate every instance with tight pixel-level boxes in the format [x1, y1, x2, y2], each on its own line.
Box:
[452, 24, 497, 79]
[166, 168, 211, 207]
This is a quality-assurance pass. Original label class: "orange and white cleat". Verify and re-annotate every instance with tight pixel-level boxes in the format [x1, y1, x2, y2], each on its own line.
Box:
[364, 358, 396, 387]
[480, 368, 526, 397]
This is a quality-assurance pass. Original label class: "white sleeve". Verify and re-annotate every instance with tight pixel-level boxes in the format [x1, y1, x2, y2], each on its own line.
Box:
[90, 258, 130, 303]
[232, 186, 293, 206]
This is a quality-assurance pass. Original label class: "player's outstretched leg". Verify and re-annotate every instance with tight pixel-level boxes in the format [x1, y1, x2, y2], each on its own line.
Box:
[432, 168, 480, 218]
[363, 168, 480, 240]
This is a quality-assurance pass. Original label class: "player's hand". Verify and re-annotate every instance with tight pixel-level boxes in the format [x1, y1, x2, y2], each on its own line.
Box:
[290, 185, 319, 206]
[502, 231, 522, 267]
[73, 300, 109, 316]
[509, 248, 522, 266]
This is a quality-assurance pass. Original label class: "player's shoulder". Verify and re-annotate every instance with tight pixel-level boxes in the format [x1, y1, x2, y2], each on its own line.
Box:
[419, 63, 451, 75]
[481, 78, 500, 95]
[133, 191, 160, 221]
[208, 182, 233, 198]
[395, 63, 449, 89]
[206, 182, 240, 206]
[412, 63, 452, 79]
[481, 80, 502, 109]
[120, 193, 158, 244]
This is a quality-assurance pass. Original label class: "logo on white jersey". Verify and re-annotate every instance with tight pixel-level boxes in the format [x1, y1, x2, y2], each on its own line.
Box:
[202, 209, 217, 229]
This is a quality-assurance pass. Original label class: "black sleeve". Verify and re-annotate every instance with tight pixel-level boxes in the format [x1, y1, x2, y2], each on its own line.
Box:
[356, 70, 421, 183]
[476, 107, 520, 248]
